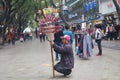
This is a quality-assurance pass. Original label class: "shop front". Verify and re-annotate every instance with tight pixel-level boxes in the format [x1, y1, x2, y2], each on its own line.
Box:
[99, 0, 118, 25]
[104, 13, 117, 25]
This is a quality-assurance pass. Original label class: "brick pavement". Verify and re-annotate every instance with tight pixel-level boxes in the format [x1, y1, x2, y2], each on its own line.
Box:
[93, 39, 120, 50]
[0, 39, 120, 80]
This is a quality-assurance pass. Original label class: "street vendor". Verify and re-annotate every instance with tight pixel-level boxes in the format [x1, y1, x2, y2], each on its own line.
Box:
[51, 35, 74, 76]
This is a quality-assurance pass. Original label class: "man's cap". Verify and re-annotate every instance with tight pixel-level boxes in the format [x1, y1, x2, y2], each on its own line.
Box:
[60, 35, 70, 41]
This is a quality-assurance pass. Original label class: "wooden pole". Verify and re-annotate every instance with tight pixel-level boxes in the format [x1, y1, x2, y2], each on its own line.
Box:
[50, 41, 55, 78]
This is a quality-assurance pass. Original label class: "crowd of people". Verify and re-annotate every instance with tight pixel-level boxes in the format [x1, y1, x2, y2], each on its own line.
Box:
[1, 23, 119, 77]
[51, 22, 120, 77]
[105, 24, 120, 40]
[2, 30, 35, 45]
[3, 30, 17, 45]
[50, 23, 93, 76]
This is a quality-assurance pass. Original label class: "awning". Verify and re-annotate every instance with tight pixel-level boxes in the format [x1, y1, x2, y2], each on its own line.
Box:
[23, 27, 31, 33]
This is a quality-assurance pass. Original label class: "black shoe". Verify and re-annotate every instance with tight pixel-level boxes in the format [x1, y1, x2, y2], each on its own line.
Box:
[63, 73, 71, 77]
[64, 74, 67, 77]
[63, 69, 71, 77]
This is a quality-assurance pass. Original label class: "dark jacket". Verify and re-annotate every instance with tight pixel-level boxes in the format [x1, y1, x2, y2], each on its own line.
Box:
[54, 30, 64, 43]
[53, 43, 74, 69]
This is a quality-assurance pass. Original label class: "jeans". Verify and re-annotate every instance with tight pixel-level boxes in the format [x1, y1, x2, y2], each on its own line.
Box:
[12, 38, 15, 45]
[97, 39, 102, 55]
[55, 42, 62, 60]
[39, 35, 45, 42]
[83, 35, 92, 57]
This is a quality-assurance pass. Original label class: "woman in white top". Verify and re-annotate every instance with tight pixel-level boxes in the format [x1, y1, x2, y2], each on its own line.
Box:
[95, 25, 102, 56]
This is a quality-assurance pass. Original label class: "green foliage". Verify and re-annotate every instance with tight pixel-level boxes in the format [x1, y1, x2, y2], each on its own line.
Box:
[0, 0, 60, 29]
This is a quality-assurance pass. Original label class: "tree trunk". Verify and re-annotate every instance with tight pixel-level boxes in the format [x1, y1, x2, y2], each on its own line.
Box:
[50, 0, 69, 26]
[113, 0, 120, 20]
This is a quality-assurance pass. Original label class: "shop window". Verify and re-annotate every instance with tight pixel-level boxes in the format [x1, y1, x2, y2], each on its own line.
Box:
[104, 14, 117, 24]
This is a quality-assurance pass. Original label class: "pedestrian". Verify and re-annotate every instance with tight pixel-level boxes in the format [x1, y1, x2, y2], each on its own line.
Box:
[35, 28, 38, 38]
[106, 24, 113, 40]
[20, 32, 24, 42]
[63, 25, 73, 44]
[74, 30, 80, 48]
[51, 35, 74, 76]
[6, 32, 11, 44]
[114, 24, 120, 40]
[39, 31, 45, 43]
[29, 31, 33, 40]
[54, 23, 64, 61]
[95, 25, 103, 56]
[11, 30, 16, 45]
[109, 24, 114, 40]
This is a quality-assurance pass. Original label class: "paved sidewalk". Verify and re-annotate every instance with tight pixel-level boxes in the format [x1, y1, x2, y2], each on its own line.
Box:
[0, 39, 120, 80]
[93, 40, 120, 50]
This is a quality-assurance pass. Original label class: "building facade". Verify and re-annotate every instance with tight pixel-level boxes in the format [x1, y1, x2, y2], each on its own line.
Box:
[99, 0, 119, 25]
[62, 0, 99, 24]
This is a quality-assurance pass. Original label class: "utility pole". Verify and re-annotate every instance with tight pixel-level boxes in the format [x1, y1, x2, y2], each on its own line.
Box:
[59, 0, 69, 26]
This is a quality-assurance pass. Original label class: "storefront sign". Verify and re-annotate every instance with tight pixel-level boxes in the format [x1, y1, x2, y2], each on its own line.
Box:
[84, 1, 96, 12]
[99, 0, 116, 15]
[68, 13, 78, 19]
[107, 2, 113, 8]
[81, 22, 86, 31]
